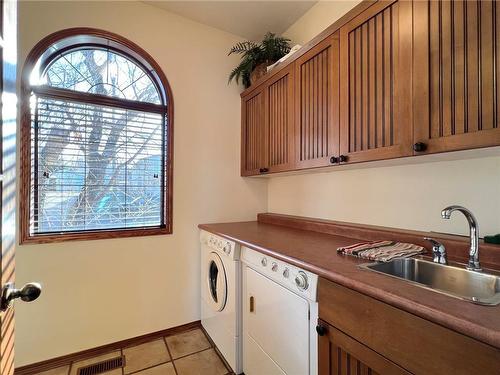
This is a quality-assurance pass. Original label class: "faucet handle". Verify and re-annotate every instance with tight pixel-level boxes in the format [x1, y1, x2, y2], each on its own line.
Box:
[424, 237, 448, 265]
[424, 237, 443, 248]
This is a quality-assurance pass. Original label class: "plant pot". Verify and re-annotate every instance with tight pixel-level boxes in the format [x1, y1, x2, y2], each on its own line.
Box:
[250, 63, 268, 86]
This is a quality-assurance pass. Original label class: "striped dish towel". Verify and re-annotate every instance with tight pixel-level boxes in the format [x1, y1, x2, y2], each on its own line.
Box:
[337, 240, 425, 262]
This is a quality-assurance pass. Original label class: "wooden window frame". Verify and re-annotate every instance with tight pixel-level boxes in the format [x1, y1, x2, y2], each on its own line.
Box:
[19, 28, 174, 244]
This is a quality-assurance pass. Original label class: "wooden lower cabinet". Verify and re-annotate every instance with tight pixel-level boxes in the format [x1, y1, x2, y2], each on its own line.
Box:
[318, 278, 500, 375]
[318, 320, 410, 375]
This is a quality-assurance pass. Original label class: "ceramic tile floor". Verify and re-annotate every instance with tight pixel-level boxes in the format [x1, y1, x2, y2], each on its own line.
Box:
[34, 329, 232, 375]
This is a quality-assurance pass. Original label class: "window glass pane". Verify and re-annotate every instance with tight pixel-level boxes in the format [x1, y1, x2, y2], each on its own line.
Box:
[42, 48, 161, 104]
[31, 95, 165, 234]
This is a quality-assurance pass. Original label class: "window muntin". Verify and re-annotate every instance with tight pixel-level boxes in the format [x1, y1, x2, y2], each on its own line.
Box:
[41, 48, 162, 104]
[27, 43, 169, 237]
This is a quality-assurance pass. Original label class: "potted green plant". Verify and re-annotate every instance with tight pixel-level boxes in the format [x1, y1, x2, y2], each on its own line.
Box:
[228, 32, 291, 88]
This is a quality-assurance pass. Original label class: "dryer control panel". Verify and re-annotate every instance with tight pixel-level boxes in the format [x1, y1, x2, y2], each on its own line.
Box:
[241, 246, 318, 302]
[200, 230, 240, 260]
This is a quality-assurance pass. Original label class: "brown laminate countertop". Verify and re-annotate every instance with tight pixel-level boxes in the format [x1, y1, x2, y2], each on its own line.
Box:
[199, 220, 500, 350]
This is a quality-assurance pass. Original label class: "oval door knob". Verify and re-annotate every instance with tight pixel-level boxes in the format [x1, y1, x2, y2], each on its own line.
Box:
[330, 156, 338, 164]
[316, 324, 327, 336]
[339, 155, 348, 163]
[1, 282, 42, 311]
[19, 283, 42, 302]
[413, 142, 427, 152]
[260, 168, 269, 173]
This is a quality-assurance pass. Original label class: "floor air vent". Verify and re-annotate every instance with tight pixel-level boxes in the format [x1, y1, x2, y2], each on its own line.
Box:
[77, 356, 125, 375]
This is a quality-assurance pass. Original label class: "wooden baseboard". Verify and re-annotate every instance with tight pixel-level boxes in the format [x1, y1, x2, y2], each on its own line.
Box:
[15, 320, 201, 375]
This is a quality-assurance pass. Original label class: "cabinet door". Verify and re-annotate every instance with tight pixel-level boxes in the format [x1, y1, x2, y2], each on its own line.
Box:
[295, 34, 340, 169]
[241, 89, 265, 176]
[413, 0, 500, 154]
[339, 0, 413, 163]
[318, 320, 410, 375]
[264, 65, 295, 173]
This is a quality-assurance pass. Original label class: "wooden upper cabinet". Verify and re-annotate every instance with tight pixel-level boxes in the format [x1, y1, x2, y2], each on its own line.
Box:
[240, 0, 500, 176]
[339, 0, 413, 163]
[264, 65, 295, 173]
[413, 0, 500, 154]
[241, 88, 265, 176]
[241, 66, 294, 176]
[294, 34, 340, 169]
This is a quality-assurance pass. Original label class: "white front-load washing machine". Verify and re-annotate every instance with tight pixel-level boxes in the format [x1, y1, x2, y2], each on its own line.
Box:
[200, 230, 242, 374]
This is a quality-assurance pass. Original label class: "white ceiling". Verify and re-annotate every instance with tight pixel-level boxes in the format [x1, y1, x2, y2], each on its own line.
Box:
[144, 1, 317, 41]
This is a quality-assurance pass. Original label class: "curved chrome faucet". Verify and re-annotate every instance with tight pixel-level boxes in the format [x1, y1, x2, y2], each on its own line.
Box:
[441, 205, 481, 272]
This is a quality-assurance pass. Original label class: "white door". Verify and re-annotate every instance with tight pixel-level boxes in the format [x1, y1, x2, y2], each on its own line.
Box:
[243, 266, 310, 375]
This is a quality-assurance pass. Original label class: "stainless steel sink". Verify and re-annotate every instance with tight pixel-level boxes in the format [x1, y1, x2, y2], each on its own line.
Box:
[360, 258, 500, 306]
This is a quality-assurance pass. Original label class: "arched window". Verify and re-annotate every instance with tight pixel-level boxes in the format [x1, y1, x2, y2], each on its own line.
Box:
[20, 29, 173, 243]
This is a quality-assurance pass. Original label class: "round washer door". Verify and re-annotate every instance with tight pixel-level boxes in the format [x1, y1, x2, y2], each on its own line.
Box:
[206, 252, 227, 312]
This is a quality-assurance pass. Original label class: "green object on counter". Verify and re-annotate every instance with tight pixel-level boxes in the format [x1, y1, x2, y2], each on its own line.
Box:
[484, 234, 500, 244]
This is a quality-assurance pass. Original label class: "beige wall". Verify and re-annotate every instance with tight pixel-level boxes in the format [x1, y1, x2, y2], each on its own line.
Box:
[16, 1, 267, 366]
[269, 154, 500, 235]
[283, 0, 361, 44]
[270, 1, 500, 236]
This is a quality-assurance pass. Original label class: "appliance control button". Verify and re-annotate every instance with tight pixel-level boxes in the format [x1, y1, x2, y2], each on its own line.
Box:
[261, 258, 267, 267]
[271, 262, 278, 272]
[282, 268, 289, 278]
[295, 271, 309, 290]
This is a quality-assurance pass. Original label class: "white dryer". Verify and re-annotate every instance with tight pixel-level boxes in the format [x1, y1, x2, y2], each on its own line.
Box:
[200, 230, 242, 374]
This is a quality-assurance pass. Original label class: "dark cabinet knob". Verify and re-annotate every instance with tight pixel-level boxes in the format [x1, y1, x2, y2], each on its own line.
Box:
[339, 155, 348, 163]
[330, 156, 338, 164]
[316, 324, 327, 336]
[413, 142, 427, 152]
[260, 168, 269, 173]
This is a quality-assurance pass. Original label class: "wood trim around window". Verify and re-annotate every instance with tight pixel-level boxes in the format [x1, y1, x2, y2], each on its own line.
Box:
[19, 28, 174, 244]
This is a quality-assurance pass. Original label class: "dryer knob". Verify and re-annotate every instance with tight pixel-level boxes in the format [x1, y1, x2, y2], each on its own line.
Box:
[295, 271, 309, 290]
[261, 258, 267, 267]
[271, 262, 278, 272]
[283, 268, 290, 278]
